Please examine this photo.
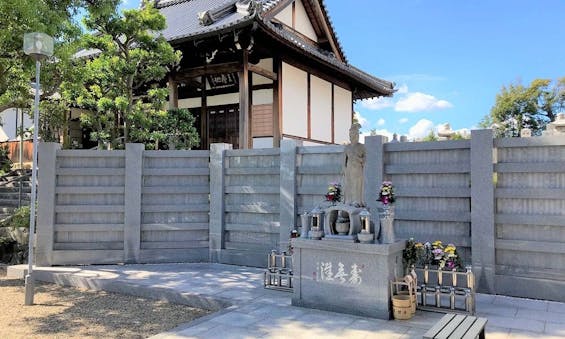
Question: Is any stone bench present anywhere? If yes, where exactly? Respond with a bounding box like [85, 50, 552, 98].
[423, 313, 487, 339]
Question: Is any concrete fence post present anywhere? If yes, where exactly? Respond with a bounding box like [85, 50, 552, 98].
[280, 139, 298, 250]
[124, 143, 144, 263]
[470, 129, 495, 293]
[209, 143, 232, 263]
[364, 135, 387, 243]
[36, 142, 61, 266]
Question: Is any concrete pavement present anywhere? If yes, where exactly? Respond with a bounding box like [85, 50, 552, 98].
[8, 263, 565, 338]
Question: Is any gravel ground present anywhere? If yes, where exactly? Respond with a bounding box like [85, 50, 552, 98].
[0, 269, 210, 339]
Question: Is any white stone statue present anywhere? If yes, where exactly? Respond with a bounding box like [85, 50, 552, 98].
[544, 113, 565, 136]
[437, 123, 454, 140]
[343, 123, 365, 206]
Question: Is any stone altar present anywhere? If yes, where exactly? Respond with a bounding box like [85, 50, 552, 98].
[322, 204, 364, 242]
[291, 238, 405, 319]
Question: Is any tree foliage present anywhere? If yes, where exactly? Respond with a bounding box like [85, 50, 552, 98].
[480, 78, 565, 137]
[130, 107, 200, 150]
[0, 0, 81, 112]
[68, 0, 182, 147]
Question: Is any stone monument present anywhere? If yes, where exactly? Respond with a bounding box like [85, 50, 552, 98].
[437, 123, 455, 140]
[291, 125, 405, 319]
[343, 123, 365, 206]
[543, 113, 565, 136]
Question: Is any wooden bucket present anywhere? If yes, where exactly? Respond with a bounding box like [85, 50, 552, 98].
[392, 294, 413, 320]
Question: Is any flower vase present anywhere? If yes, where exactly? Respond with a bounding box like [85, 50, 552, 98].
[379, 204, 395, 244]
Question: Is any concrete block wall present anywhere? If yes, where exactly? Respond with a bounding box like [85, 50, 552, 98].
[35, 132, 565, 301]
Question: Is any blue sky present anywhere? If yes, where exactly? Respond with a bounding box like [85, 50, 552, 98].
[125, 0, 565, 140]
[325, 0, 565, 139]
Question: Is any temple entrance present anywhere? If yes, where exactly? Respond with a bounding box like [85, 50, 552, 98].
[207, 104, 239, 149]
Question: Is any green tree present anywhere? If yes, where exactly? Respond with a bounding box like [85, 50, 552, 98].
[422, 131, 438, 141]
[129, 106, 200, 150]
[480, 78, 565, 137]
[0, 0, 81, 112]
[71, 0, 181, 147]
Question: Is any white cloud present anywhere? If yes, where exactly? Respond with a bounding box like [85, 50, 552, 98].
[399, 118, 409, 124]
[377, 118, 385, 126]
[408, 119, 435, 140]
[395, 92, 453, 112]
[361, 97, 394, 110]
[354, 111, 368, 127]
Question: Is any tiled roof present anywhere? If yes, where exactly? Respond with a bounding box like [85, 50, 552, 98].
[155, 0, 393, 97]
[260, 20, 394, 98]
[156, 0, 257, 42]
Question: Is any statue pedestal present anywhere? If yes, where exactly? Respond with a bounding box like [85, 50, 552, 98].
[291, 238, 405, 319]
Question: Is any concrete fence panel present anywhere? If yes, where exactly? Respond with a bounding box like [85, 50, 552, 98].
[140, 149, 211, 263]
[296, 145, 344, 225]
[49, 148, 127, 265]
[382, 139, 473, 264]
[219, 148, 281, 267]
[493, 135, 565, 301]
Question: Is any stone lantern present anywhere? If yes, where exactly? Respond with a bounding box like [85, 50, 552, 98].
[309, 206, 324, 240]
[357, 209, 374, 243]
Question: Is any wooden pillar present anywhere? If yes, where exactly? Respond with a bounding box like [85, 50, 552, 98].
[200, 76, 208, 150]
[168, 75, 178, 109]
[248, 67, 253, 149]
[273, 58, 282, 147]
[238, 51, 250, 149]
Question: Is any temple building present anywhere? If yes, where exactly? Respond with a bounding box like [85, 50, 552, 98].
[157, 0, 394, 149]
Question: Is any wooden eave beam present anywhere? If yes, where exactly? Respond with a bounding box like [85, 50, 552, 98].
[310, 1, 344, 62]
[173, 61, 242, 81]
[248, 64, 278, 81]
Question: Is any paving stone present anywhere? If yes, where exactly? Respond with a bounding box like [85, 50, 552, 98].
[486, 326, 511, 339]
[547, 301, 565, 314]
[477, 303, 519, 317]
[509, 329, 563, 339]
[398, 327, 427, 339]
[545, 322, 565, 337]
[516, 309, 565, 324]
[486, 315, 545, 333]
[208, 310, 263, 327]
[494, 295, 548, 312]
[401, 311, 444, 329]
[193, 323, 268, 339]
[246, 304, 306, 320]
[11, 263, 565, 339]
[476, 293, 496, 304]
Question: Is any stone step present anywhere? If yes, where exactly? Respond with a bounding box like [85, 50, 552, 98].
[0, 192, 32, 199]
[0, 199, 26, 207]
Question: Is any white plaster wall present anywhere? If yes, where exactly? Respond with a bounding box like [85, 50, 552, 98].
[180, 90, 271, 108]
[310, 75, 332, 142]
[253, 89, 273, 105]
[274, 5, 292, 27]
[295, 0, 317, 41]
[252, 58, 274, 86]
[282, 62, 308, 138]
[179, 93, 240, 109]
[178, 98, 202, 109]
[334, 85, 353, 144]
[0, 108, 32, 141]
[253, 137, 274, 149]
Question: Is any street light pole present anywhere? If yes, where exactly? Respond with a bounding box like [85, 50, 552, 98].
[24, 59, 41, 305]
[23, 32, 53, 306]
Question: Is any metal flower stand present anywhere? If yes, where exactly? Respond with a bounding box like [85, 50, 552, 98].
[413, 265, 476, 315]
[264, 250, 293, 292]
